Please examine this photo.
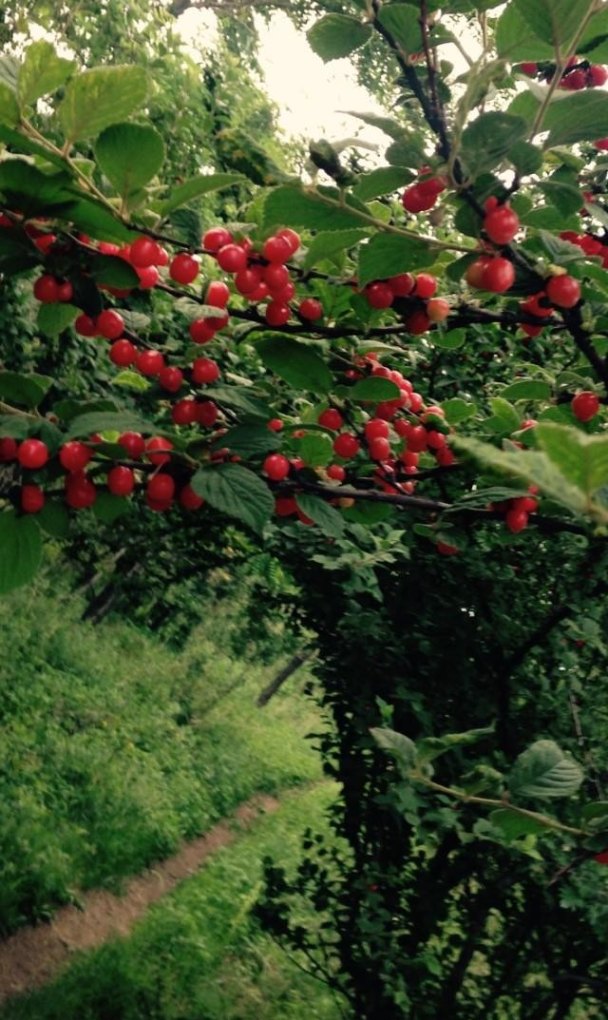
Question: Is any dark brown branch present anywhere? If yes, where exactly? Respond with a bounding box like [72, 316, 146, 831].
[256, 648, 316, 707]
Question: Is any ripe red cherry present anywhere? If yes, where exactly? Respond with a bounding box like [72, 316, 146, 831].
[110, 339, 137, 366]
[545, 274, 581, 308]
[147, 473, 175, 502]
[56, 280, 73, 302]
[594, 850, 608, 865]
[136, 349, 165, 376]
[483, 203, 520, 245]
[146, 436, 173, 466]
[435, 445, 456, 466]
[405, 426, 428, 452]
[59, 441, 91, 473]
[277, 228, 301, 254]
[265, 301, 291, 326]
[136, 266, 159, 289]
[0, 437, 18, 462]
[267, 418, 284, 432]
[206, 281, 230, 308]
[97, 309, 125, 340]
[264, 264, 290, 292]
[169, 253, 200, 284]
[426, 297, 450, 322]
[33, 275, 61, 303]
[75, 313, 97, 337]
[172, 399, 198, 425]
[65, 471, 96, 509]
[196, 401, 219, 427]
[572, 391, 600, 422]
[107, 465, 135, 496]
[179, 484, 205, 510]
[436, 541, 459, 556]
[263, 235, 292, 264]
[481, 257, 515, 293]
[298, 297, 323, 321]
[588, 65, 608, 86]
[414, 273, 438, 299]
[189, 319, 216, 344]
[118, 432, 145, 458]
[368, 436, 391, 460]
[365, 419, 390, 440]
[18, 438, 49, 469]
[263, 453, 290, 481]
[365, 282, 394, 309]
[333, 433, 360, 459]
[158, 366, 184, 392]
[203, 227, 233, 251]
[561, 69, 586, 90]
[129, 237, 161, 268]
[388, 273, 415, 297]
[505, 508, 528, 533]
[519, 62, 538, 76]
[594, 138, 608, 150]
[216, 244, 247, 273]
[326, 464, 346, 482]
[235, 266, 263, 295]
[21, 484, 45, 513]
[402, 183, 436, 213]
[192, 357, 220, 385]
[318, 408, 344, 430]
[406, 310, 431, 335]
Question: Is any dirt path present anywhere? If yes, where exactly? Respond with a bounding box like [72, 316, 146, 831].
[0, 794, 280, 1005]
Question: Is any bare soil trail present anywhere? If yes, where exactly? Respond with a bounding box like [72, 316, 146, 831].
[0, 794, 280, 1005]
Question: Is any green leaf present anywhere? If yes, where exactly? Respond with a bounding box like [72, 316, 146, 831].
[496, 2, 564, 59]
[377, 4, 423, 53]
[489, 808, 548, 840]
[59, 66, 149, 142]
[89, 254, 140, 289]
[0, 415, 30, 439]
[0, 511, 42, 594]
[296, 493, 345, 536]
[112, 370, 151, 392]
[93, 491, 132, 524]
[159, 173, 244, 216]
[358, 233, 434, 287]
[190, 463, 274, 533]
[535, 423, 608, 497]
[461, 112, 527, 174]
[490, 396, 521, 432]
[307, 14, 372, 62]
[509, 739, 584, 800]
[62, 196, 135, 243]
[263, 186, 365, 232]
[370, 727, 417, 775]
[386, 136, 426, 167]
[430, 328, 466, 350]
[580, 801, 608, 831]
[416, 725, 494, 765]
[299, 432, 333, 467]
[66, 411, 154, 439]
[256, 336, 332, 393]
[37, 303, 79, 338]
[543, 91, 608, 148]
[18, 40, 75, 107]
[342, 110, 408, 141]
[205, 385, 271, 421]
[0, 124, 69, 171]
[354, 166, 414, 202]
[303, 229, 368, 269]
[37, 499, 70, 539]
[513, 0, 595, 52]
[442, 398, 477, 424]
[509, 140, 543, 176]
[95, 123, 164, 198]
[0, 83, 20, 127]
[0, 371, 52, 408]
[501, 380, 552, 402]
[349, 377, 401, 402]
[214, 424, 280, 458]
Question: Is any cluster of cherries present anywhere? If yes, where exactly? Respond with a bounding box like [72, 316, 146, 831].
[363, 271, 449, 335]
[519, 58, 608, 90]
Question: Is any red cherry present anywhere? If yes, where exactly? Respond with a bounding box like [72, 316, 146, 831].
[318, 408, 344, 430]
[368, 436, 391, 460]
[118, 432, 145, 458]
[333, 433, 360, 459]
[561, 69, 586, 90]
[365, 282, 394, 309]
[263, 235, 292, 264]
[327, 464, 346, 482]
[265, 301, 291, 326]
[406, 310, 431, 335]
[277, 228, 301, 254]
[365, 419, 390, 440]
[235, 266, 263, 295]
[136, 265, 159, 289]
[264, 264, 290, 292]
[33, 275, 61, 303]
[545, 275, 581, 308]
[107, 465, 135, 496]
[18, 438, 49, 469]
[263, 453, 290, 481]
[435, 445, 456, 466]
[402, 183, 437, 213]
[97, 309, 125, 340]
[192, 357, 220, 385]
[594, 850, 608, 865]
[571, 391, 600, 422]
[275, 496, 298, 517]
[34, 233, 56, 255]
[483, 203, 520, 245]
[169, 253, 200, 284]
[481, 257, 515, 293]
[59, 441, 91, 473]
[405, 426, 428, 452]
[0, 437, 18, 462]
[110, 339, 137, 366]
[74, 314, 97, 337]
[426, 298, 450, 323]
[179, 484, 205, 510]
[505, 508, 528, 533]
[189, 319, 217, 345]
[203, 227, 232, 251]
[206, 281, 230, 308]
[414, 273, 437, 299]
[588, 65, 608, 86]
[21, 484, 45, 513]
[136, 349, 165, 377]
[129, 237, 161, 268]
[98, 241, 120, 256]
[147, 473, 175, 503]
[65, 471, 96, 509]
[267, 418, 284, 432]
[216, 244, 247, 273]
[436, 542, 459, 556]
[594, 138, 608, 150]
[465, 257, 492, 288]
[172, 398, 199, 425]
[56, 280, 73, 302]
[146, 436, 173, 466]
[196, 401, 219, 427]
[388, 273, 415, 297]
[159, 366, 184, 392]
[519, 62, 538, 76]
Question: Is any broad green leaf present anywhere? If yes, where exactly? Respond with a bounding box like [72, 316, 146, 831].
[66, 411, 154, 439]
[0, 161, 73, 216]
[496, 2, 566, 59]
[159, 173, 244, 216]
[37, 303, 79, 338]
[190, 463, 274, 533]
[0, 415, 30, 439]
[489, 808, 548, 840]
[0, 124, 70, 171]
[580, 801, 608, 831]
[358, 233, 434, 287]
[579, 6, 608, 61]
[37, 499, 70, 539]
[509, 141, 543, 176]
[299, 432, 333, 467]
[213, 424, 281, 458]
[89, 254, 140, 289]
[543, 91, 608, 148]
[377, 4, 423, 53]
[490, 396, 521, 432]
[0, 371, 52, 408]
[386, 136, 426, 167]
[296, 493, 345, 537]
[256, 336, 332, 393]
[509, 739, 584, 800]
[18, 40, 75, 107]
[263, 185, 365, 232]
[442, 398, 477, 424]
[416, 725, 494, 764]
[430, 328, 466, 350]
[96, 123, 165, 198]
[342, 110, 409, 141]
[205, 385, 271, 421]
[303, 229, 368, 269]
[501, 380, 552, 402]
[0, 511, 42, 594]
[461, 113, 527, 174]
[349, 377, 401, 402]
[0, 83, 19, 127]
[536, 423, 608, 496]
[112, 370, 151, 392]
[514, 0, 592, 51]
[93, 492, 132, 524]
[307, 14, 372, 62]
[61, 196, 135, 243]
[354, 166, 414, 201]
[59, 66, 149, 142]
[370, 727, 417, 775]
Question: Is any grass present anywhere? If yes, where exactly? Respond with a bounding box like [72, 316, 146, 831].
[0, 576, 324, 934]
[0, 784, 342, 1020]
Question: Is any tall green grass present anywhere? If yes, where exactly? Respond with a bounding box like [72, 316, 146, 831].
[1, 785, 341, 1020]
[0, 577, 324, 933]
